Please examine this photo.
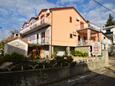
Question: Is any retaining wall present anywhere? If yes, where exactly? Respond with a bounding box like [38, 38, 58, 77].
[0, 58, 106, 86]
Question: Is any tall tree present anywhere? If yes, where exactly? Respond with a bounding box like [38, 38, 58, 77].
[105, 14, 114, 26]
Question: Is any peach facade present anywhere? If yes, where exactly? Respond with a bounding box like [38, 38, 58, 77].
[51, 9, 88, 46]
[20, 7, 103, 58]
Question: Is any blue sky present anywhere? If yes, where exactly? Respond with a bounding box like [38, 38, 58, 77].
[0, 0, 115, 41]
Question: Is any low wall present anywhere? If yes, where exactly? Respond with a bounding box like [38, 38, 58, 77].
[0, 50, 108, 86]
[0, 58, 106, 86]
[73, 57, 106, 70]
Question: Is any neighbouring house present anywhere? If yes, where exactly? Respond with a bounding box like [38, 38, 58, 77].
[3, 31, 28, 56]
[4, 37, 28, 56]
[102, 25, 115, 55]
[5, 7, 104, 58]
[102, 25, 115, 44]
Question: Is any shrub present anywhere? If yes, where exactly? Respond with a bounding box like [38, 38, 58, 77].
[71, 50, 75, 56]
[71, 50, 88, 57]
[3, 52, 25, 62]
[83, 52, 88, 57]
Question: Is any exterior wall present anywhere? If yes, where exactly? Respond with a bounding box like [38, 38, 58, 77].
[39, 11, 51, 22]
[51, 9, 88, 46]
[95, 32, 103, 42]
[111, 28, 115, 44]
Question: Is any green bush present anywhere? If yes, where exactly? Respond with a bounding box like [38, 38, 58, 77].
[71, 50, 88, 57]
[3, 52, 25, 62]
[71, 50, 76, 56]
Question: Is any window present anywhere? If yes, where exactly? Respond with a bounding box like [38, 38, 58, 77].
[76, 19, 79, 22]
[69, 16, 72, 23]
[46, 13, 50, 17]
[70, 34, 73, 38]
[16, 34, 18, 36]
[78, 35, 80, 41]
[80, 22, 84, 29]
[40, 15, 44, 19]
[41, 32, 45, 38]
[84, 36, 86, 40]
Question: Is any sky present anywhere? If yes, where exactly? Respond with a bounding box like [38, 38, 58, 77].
[0, 0, 115, 41]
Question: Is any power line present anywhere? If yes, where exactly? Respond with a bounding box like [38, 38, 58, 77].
[92, 0, 115, 14]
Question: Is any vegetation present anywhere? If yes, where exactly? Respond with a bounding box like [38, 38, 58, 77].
[50, 56, 76, 67]
[0, 52, 76, 71]
[51, 48, 58, 58]
[0, 42, 4, 49]
[105, 14, 115, 26]
[71, 50, 88, 57]
[0, 52, 26, 65]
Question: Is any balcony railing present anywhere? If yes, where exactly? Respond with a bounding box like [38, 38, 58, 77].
[41, 37, 49, 45]
[28, 37, 49, 45]
[20, 18, 50, 34]
[78, 40, 93, 46]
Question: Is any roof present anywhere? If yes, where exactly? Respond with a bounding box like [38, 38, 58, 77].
[29, 17, 38, 22]
[4, 37, 28, 44]
[103, 25, 115, 30]
[88, 23, 101, 32]
[38, 7, 87, 23]
[21, 7, 88, 30]
[77, 28, 101, 34]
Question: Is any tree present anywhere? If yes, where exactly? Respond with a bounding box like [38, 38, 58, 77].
[105, 14, 115, 26]
[0, 42, 4, 49]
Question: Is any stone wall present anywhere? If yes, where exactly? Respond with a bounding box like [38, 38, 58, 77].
[0, 50, 108, 86]
[0, 58, 106, 86]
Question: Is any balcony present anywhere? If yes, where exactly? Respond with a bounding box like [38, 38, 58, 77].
[20, 18, 51, 35]
[41, 37, 49, 45]
[78, 40, 93, 46]
[28, 37, 50, 45]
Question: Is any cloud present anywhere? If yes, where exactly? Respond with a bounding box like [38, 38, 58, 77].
[0, 0, 56, 41]
[0, 0, 115, 41]
[82, 0, 98, 12]
[58, 0, 84, 3]
[82, 1, 115, 27]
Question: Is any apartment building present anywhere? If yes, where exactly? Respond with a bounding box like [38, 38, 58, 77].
[19, 7, 103, 58]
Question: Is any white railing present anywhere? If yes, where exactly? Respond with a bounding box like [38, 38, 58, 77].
[20, 18, 50, 34]
[78, 40, 92, 46]
[28, 37, 49, 45]
[41, 37, 49, 45]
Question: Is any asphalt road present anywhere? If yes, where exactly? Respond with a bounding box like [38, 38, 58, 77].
[46, 58, 115, 86]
